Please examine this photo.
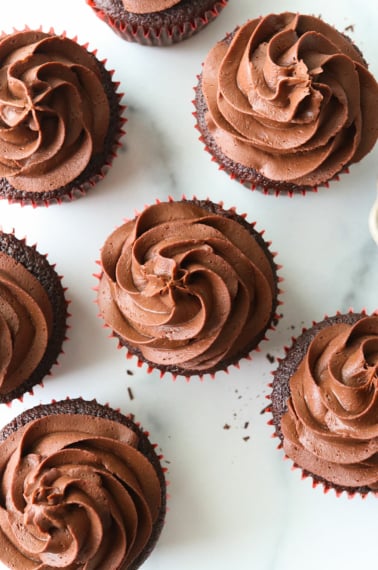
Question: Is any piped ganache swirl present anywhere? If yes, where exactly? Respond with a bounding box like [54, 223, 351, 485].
[0, 30, 110, 193]
[281, 316, 378, 489]
[97, 200, 278, 375]
[201, 12, 378, 187]
[0, 402, 164, 569]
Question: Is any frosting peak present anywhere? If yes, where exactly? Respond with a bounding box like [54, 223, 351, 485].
[202, 12, 378, 187]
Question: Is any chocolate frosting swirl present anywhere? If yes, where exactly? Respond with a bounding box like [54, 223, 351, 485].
[98, 201, 276, 374]
[201, 12, 378, 187]
[0, 30, 110, 193]
[0, 251, 53, 396]
[0, 412, 162, 569]
[281, 316, 378, 489]
[122, 0, 180, 13]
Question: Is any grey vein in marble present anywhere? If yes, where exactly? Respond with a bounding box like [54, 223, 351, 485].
[341, 238, 378, 310]
[125, 101, 180, 198]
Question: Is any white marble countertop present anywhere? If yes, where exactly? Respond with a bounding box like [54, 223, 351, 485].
[0, 1, 377, 569]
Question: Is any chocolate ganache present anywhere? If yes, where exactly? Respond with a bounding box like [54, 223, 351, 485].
[0, 30, 110, 193]
[97, 200, 277, 375]
[201, 12, 378, 187]
[0, 409, 163, 569]
[281, 316, 378, 489]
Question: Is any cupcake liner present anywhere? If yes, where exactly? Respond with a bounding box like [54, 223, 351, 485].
[94, 195, 283, 381]
[264, 309, 378, 498]
[0, 27, 126, 207]
[0, 230, 70, 404]
[193, 74, 350, 197]
[0, 397, 167, 569]
[86, 0, 228, 47]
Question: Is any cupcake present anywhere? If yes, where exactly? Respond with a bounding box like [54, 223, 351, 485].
[0, 230, 68, 403]
[269, 311, 378, 496]
[0, 29, 124, 206]
[86, 0, 228, 46]
[194, 12, 378, 195]
[0, 397, 166, 569]
[96, 198, 281, 379]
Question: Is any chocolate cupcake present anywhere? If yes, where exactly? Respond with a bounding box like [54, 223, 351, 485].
[194, 12, 378, 195]
[0, 231, 68, 403]
[0, 29, 124, 206]
[0, 398, 166, 569]
[268, 311, 378, 496]
[96, 198, 281, 379]
[86, 0, 228, 46]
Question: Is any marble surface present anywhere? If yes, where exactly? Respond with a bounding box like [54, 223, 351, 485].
[369, 185, 378, 245]
[0, 1, 377, 569]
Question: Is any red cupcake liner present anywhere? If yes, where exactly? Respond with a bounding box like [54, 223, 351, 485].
[263, 308, 378, 498]
[0, 26, 126, 207]
[86, 0, 228, 47]
[93, 194, 284, 382]
[0, 229, 70, 405]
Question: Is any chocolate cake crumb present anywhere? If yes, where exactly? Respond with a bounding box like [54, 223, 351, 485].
[266, 353, 275, 364]
[244, 422, 249, 429]
[223, 424, 231, 430]
[127, 387, 134, 400]
[126, 369, 134, 376]
[243, 436, 250, 442]
[234, 389, 242, 399]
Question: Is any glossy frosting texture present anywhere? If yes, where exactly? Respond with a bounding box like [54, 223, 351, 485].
[122, 0, 180, 13]
[0, 413, 162, 569]
[98, 201, 276, 374]
[0, 30, 110, 193]
[0, 251, 53, 396]
[202, 12, 378, 186]
[281, 316, 378, 489]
